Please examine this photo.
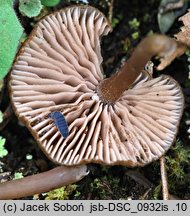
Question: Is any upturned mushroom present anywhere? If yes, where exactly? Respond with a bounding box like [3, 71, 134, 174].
[2, 5, 185, 199]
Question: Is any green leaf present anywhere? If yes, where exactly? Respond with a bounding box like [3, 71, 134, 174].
[158, 0, 188, 33]
[0, 0, 23, 80]
[0, 137, 8, 158]
[158, 11, 176, 33]
[19, 0, 43, 18]
[41, 0, 61, 7]
[26, 154, 33, 160]
[128, 18, 140, 30]
[13, 172, 24, 180]
[45, 185, 77, 200]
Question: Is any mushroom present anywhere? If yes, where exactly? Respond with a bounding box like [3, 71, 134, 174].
[9, 5, 184, 168]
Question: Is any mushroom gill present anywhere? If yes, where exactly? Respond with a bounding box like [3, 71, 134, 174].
[9, 6, 184, 167]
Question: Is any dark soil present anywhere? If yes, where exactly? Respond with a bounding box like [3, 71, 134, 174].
[0, 0, 190, 200]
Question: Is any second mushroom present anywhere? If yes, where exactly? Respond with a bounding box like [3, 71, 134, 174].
[9, 5, 184, 167]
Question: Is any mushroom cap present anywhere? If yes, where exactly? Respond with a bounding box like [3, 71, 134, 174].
[9, 6, 184, 167]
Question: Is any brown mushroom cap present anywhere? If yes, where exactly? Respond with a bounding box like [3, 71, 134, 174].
[9, 6, 184, 167]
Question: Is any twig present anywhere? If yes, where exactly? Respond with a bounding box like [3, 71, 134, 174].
[160, 156, 169, 200]
[108, 0, 114, 24]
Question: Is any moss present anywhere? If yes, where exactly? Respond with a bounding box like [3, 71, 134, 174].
[152, 183, 162, 200]
[166, 140, 190, 183]
[111, 17, 120, 28]
[150, 140, 190, 199]
[111, 14, 123, 28]
[128, 18, 140, 29]
[131, 32, 139, 40]
[128, 18, 140, 41]
[13, 172, 24, 180]
[45, 184, 77, 200]
[185, 50, 190, 81]
[165, 140, 190, 195]
[26, 154, 33, 160]
[89, 168, 128, 200]
[0, 137, 7, 158]
[122, 38, 131, 53]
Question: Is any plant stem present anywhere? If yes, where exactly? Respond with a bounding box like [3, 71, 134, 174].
[160, 156, 169, 200]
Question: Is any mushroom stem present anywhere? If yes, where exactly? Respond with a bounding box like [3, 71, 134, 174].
[99, 34, 184, 103]
[160, 157, 169, 200]
[0, 165, 88, 200]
